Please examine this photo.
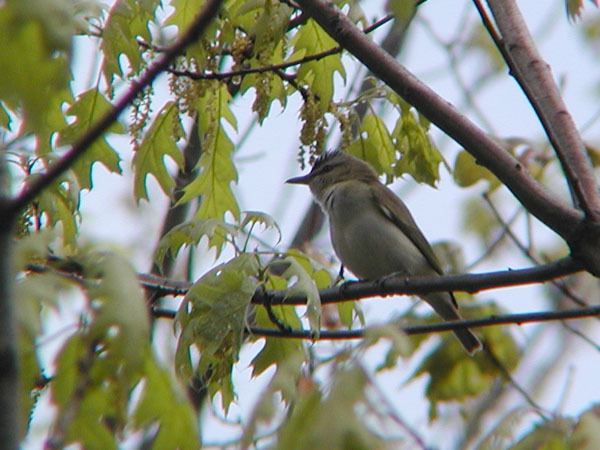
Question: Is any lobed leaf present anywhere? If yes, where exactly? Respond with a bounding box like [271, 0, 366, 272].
[277, 367, 385, 449]
[290, 19, 346, 111]
[179, 83, 240, 220]
[347, 113, 395, 176]
[101, 0, 154, 80]
[155, 217, 238, 265]
[392, 110, 443, 186]
[0, 3, 71, 131]
[133, 101, 184, 201]
[59, 89, 124, 190]
[175, 254, 260, 412]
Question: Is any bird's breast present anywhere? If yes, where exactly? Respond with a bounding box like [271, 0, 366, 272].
[326, 186, 429, 280]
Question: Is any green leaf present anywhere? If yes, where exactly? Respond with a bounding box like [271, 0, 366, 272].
[277, 367, 385, 449]
[175, 254, 259, 412]
[155, 218, 238, 265]
[477, 408, 529, 449]
[233, 3, 292, 121]
[362, 324, 414, 370]
[85, 252, 151, 370]
[179, 84, 239, 220]
[251, 335, 304, 377]
[133, 101, 184, 201]
[133, 358, 200, 450]
[569, 404, 600, 449]
[461, 197, 500, 245]
[53, 333, 86, 407]
[248, 1, 292, 55]
[101, 0, 154, 79]
[272, 252, 323, 337]
[19, 327, 42, 438]
[241, 210, 282, 244]
[454, 150, 501, 191]
[386, 0, 417, 29]
[566, 0, 598, 21]
[0, 5, 71, 131]
[243, 351, 305, 445]
[65, 385, 118, 450]
[412, 302, 519, 420]
[0, 102, 10, 128]
[511, 417, 574, 449]
[35, 177, 80, 248]
[13, 0, 92, 52]
[12, 229, 57, 272]
[337, 301, 354, 328]
[347, 114, 395, 176]
[166, 0, 208, 32]
[392, 110, 443, 186]
[290, 19, 346, 111]
[59, 89, 123, 190]
[250, 302, 305, 377]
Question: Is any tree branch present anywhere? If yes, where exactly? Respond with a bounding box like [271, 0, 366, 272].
[253, 257, 581, 305]
[293, 0, 583, 246]
[152, 304, 600, 340]
[0, 170, 19, 449]
[33, 255, 581, 305]
[483, 0, 600, 221]
[6, 0, 226, 219]
[252, 304, 600, 339]
[137, 257, 580, 304]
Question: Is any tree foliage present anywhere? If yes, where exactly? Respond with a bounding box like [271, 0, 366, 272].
[1, 0, 600, 448]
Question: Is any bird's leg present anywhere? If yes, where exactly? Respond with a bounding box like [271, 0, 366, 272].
[376, 270, 407, 291]
[333, 264, 346, 285]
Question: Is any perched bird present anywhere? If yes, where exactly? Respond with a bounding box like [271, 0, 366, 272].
[287, 150, 481, 354]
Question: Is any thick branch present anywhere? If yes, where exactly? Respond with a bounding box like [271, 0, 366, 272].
[293, 0, 582, 242]
[6, 0, 225, 218]
[0, 189, 19, 447]
[484, 0, 600, 221]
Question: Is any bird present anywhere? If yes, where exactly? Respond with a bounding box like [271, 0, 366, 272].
[286, 150, 481, 355]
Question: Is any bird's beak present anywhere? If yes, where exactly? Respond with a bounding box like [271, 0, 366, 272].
[286, 174, 312, 184]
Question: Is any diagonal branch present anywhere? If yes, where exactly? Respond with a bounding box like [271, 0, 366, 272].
[293, 0, 583, 246]
[483, 0, 600, 221]
[6, 0, 225, 219]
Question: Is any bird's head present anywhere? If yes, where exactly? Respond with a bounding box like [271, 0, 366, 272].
[286, 150, 378, 201]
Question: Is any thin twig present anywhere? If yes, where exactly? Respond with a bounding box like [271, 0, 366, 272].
[561, 322, 600, 352]
[169, 15, 394, 81]
[365, 368, 429, 449]
[151, 304, 600, 340]
[482, 344, 551, 421]
[482, 193, 591, 309]
[466, 206, 523, 270]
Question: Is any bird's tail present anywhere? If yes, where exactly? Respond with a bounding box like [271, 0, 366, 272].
[421, 291, 482, 355]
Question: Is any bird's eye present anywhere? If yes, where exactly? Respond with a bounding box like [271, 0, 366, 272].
[320, 164, 333, 173]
